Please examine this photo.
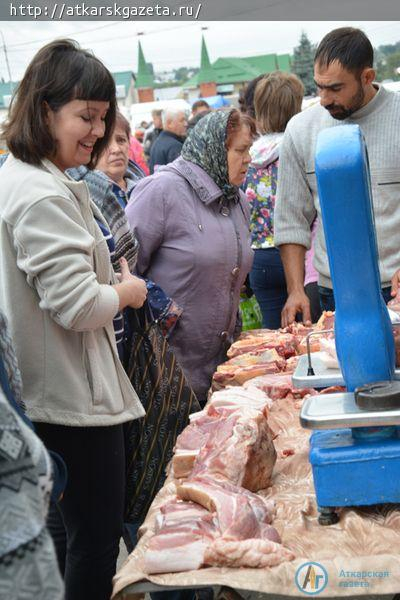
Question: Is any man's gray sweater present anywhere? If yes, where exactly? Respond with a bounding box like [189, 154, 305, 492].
[274, 85, 400, 289]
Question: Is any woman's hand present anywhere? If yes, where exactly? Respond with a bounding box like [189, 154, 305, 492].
[113, 257, 147, 310]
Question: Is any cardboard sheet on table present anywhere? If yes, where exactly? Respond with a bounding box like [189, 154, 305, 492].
[113, 393, 400, 598]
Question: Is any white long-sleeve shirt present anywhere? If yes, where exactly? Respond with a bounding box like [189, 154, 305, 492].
[274, 84, 400, 289]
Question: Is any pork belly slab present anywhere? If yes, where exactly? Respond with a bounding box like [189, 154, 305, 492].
[143, 478, 291, 575]
[227, 332, 299, 360]
[177, 477, 277, 539]
[172, 411, 225, 479]
[207, 386, 272, 411]
[190, 407, 276, 492]
[173, 387, 275, 487]
[213, 348, 286, 388]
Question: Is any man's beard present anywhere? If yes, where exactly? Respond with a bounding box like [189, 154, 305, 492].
[325, 83, 365, 120]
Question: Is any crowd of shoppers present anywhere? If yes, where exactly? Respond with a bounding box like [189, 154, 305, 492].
[1, 24, 399, 600]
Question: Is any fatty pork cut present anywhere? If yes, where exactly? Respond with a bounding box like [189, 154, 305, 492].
[190, 406, 276, 492]
[143, 478, 293, 574]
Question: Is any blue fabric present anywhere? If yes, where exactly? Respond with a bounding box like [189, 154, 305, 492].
[318, 285, 392, 313]
[111, 182, 129, 209]
[249, 247, 287, 329]
[95, 218, 124, 359]
[149, 131, 184, 174]
[191, 95, 230, 109]
[143, 281, 182, 338]
[111, 174, 137, 209]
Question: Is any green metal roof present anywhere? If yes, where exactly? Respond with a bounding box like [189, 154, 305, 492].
[277, 54, 291, 71]
[112, 71, 134, 96]
[184, 53, 292, 89]
[198, 35, 217, 84]
[135, 41, 154, 89]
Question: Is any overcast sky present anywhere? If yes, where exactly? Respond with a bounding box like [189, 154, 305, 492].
[0, 20, 399, 81]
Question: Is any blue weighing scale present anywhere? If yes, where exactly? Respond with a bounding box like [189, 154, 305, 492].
[300, 125, 400, 525]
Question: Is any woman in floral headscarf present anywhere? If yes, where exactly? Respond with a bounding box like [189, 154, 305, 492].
[126, 109, 256, 405]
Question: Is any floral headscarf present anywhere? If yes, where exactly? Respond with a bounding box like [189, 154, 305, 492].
[181, 109, 239, 203]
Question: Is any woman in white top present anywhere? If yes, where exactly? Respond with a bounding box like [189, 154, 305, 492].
[0, 39, 147, 600]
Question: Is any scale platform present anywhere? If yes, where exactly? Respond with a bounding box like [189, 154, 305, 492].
[301, 392, 400, 430]
[293, 353, 400, 389]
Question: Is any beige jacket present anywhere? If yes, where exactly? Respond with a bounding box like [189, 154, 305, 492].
[0, 156, 145, 426]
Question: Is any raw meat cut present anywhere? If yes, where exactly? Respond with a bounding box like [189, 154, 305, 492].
[315, 310, 335, 331]
[285, 355, 300, 373]
[173, 386, 275, 485]
[144, 497, 219, 574]
[144, 538, 209, 574]
[281, 322, 314, 337]
[213, 348, 285, 388]
[244, 373, 316, 400]
[154, 499, 217, 535]
[172, 412, 224, 479]
[177, 477, 278, 540]
[221, 348, 285, 368]
[143, 477, 288, 575]
[227, 332, 298, 360]
[207, 386, 272, 411]
[204, 538, 294, 568]
[190, 408, 276, 492]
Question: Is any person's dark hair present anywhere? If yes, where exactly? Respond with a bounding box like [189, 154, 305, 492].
[314, 27, 373, 74]
[254, 72, 304, 134]
[192, 99, 210, 113]
[187, 109, 211, 130]
[3, 39, 117, 167]
[225, 109, 257, 149]
[238, 75, 265, 118]
[115, 110, 131, 139]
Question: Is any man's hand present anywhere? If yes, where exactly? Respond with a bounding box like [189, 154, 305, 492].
[279, 244, 310, 327]
[390, 269, 400, 300]
[281, 289, 311, 328]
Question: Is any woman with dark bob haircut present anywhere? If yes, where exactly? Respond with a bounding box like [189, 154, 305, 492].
[0, 39, 147, 600]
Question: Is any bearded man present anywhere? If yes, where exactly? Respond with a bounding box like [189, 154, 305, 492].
[274, 27, 400, 325]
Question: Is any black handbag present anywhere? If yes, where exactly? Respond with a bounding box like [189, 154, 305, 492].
[123, 304, 200, 524]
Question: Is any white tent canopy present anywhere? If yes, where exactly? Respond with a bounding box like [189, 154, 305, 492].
[125, 99, 191, 129]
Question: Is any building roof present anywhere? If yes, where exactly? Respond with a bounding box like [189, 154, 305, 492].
[135, 41, 154, 89]
[198, 35, 217, 84]
[0, 81, 18, 108]
[277, 54, 291, 71]
[112, 71, 135, 99]
[0, 74, 133, 107]
[184, 52, 292, 89]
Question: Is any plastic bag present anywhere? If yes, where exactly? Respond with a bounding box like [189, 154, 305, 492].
[239, 294, 263, 331]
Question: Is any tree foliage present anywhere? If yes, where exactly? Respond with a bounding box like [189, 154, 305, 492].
[375, 43, 400, 82]
[292, 32, 316, 96]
